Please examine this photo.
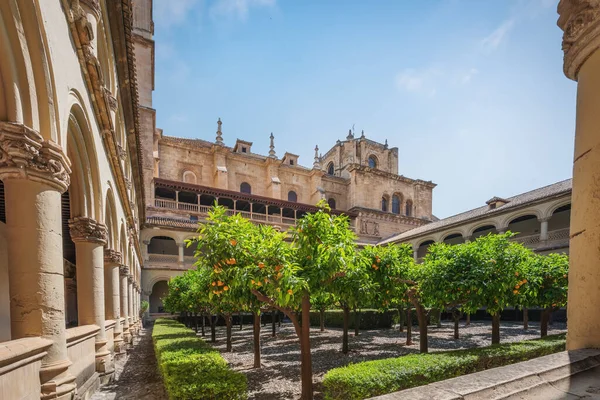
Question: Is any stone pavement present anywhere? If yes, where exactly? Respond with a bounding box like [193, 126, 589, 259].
[90, 325, 167, 400]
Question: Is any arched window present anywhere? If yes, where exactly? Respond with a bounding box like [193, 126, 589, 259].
[405, 200, 413, 216]
[392, 195, 400, 214]
[327, 162, 335, 175]
[288, 191, 297, 202]
[328, 198, 336, 210]
[368, 155, 377, 169]
[381, 196, 389, 212]
[182, 170, 197, 184]
[240, 182, 251, 194]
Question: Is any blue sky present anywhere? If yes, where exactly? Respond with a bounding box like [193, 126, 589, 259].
[152, 0, 576, 219]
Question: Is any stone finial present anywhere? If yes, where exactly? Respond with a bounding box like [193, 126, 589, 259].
[313, 145, 320, 169]
[69, 217, 108, 245]
[557, 0, 600, 80]
[360, 130, 365, 139]
[336, 139, 342, 146]
[346, 129, 354, 140]
[384, 139, 389, 149]
[215, 118, 224, 145]
[268, 132, 276, 158]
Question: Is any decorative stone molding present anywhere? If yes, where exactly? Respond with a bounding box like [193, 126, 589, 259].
[558, 0, 600, 80]
[124, 176, 132, 189]
[69, 217, 108, 244]
[0, 122, 72, 192]
[117, 144, 126, 160]
[103, 86, 118, 111]
[104, 249, 122, 265]
[359, 219, 380, 236]
[127, 275, 134, 283]
[78, 0, 101, 19]
[119, 265, 129, 277]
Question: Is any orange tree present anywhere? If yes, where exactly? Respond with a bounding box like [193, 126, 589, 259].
[193, 201, 354, 399]
[362, 244, 414, 341]
[163, 271, 194, 325]
[519, 253, 569, 337]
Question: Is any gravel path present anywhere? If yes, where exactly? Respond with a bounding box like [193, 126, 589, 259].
[90, 324, 167, 400]
[208, 320, 566, 399]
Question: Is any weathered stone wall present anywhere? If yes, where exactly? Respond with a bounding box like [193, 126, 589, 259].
[0, 222, 9, 342]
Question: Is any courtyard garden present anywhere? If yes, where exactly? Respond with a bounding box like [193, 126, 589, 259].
[156, 202, 569, 400]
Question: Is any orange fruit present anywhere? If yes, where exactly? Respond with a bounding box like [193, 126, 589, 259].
[287, 289, 293, 295]
[223, 286, 229, 291]
[258, 262, 265, 269]
[211, 282, 217, 286]
[230, 239, 237, 246]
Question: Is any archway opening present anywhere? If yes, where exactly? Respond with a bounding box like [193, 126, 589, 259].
[507, 214, 538, 238]
[443, 233, 464, 245]
[417, 240, 435, 260]
[472, 225, 496, 239]
[150, 280, 169, 313]
[549, 204, 571, 231]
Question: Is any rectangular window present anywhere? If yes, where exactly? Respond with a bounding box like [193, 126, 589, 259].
[242, 147, 247, 153]
[290, 160, 294, 165]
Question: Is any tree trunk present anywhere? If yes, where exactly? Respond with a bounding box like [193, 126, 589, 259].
[541, 308, 550, 338]
[253, 311, 261, 368]
[465, 313, 470, 327]
[342, 306, 350, 354]
[210, 314, 216, 343]
[272, 309, 277, 337]
[405, 308, 412, 346]
[434, 309, 442, 328]
[299, 294, 313, 400]
[415, 305, 429, 353]
[354, 308, 360, 336]
[398, 307, 404, 332]
[491, 314, 500, 344]
[239, 311, 243, 330]
[201, 313, 205, 337]
[319, 309, 325, 332]
[194, 312, 198, 333]
[225, 313, 233, 352]
[523, 307, 529, 330]
[452, 309, 461, 340]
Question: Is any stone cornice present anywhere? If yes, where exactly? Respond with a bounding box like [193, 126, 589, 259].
[104, 249, 122, 265]
[346, 163, 437, 188]
[63, 0, 144, 262]
[0, 122, 72, 192]
[69, 217, 108, 244]
[558, 0, 600, 80]
[352, 207, 430, 226]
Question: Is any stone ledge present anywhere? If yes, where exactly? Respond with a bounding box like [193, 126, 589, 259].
[66, 324, 101, 347]
[0, 336, 52, 372]
[370, 349, 600, 400]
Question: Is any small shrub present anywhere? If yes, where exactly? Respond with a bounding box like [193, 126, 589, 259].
[323, 334, 566, 400]
[153, 318, 247, 399]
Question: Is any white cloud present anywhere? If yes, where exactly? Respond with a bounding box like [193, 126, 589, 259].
[394, 68, 441, 97]
[210, 0, 276, 20]
[154, 0, 201, 28]
[460, 68, 479, 84]
[481, 19, 514, 53]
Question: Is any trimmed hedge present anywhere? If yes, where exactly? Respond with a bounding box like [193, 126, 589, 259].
[309, 309, 394, 330]
[323, 334, 566, 400]
[152, 318, 247, 399]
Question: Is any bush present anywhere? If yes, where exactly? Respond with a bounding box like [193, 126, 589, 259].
[153, 318, 247, 399]
[323, 334, 566, 400]
[309, 309, 394, 330]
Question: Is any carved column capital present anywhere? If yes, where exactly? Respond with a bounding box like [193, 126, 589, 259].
[103, 86, 118, 112]
[117, 144, 126, 161]
[119, 265, 129, 277]
[104, 249, 122, 266]
[0, 122, 71, 192]
[127, 275, 134, 284]
[69, 217, 108, 244]
[558, 0, 600, 80]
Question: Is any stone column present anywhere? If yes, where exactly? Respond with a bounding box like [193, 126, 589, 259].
[142, 240, 150, 262]
[539, 217, 550, 242]
[558, 0, 600, 349]
[177, 242, 185, 264]
[120, 265, 131, 344]
[104, 249, 125, 355]
[69, 217, 113, 377]
[413, 248, 418, 262]
[0, 122, 76, 399]
[128, 275, 135, 336]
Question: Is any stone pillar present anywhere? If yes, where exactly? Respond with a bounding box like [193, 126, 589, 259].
[128, 275, 135, 336]
[177, 242, 185, 264]
[104, 250, 125, 355]
[463, 235, 471, 243]
[120, 266, 131, 344]
[558, 0, 600, 350]
[413, 248, 418, 262]
[0, 122, 76, 399]
[69, 217, 113, 378]
[539, 217, 550, 242]
[142, 240, 150, 262]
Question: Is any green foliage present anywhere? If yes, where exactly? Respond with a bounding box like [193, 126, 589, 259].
[152, 318, 247, 400]
[519, 253, 569, 309]
[322, 334, 566, 400]
[308, 309, 394, 329]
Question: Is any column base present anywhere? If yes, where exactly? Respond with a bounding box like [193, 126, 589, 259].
[95, 339, 114, 376]
[40, 359, 77, 400]
[113, 332, 126, 358]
